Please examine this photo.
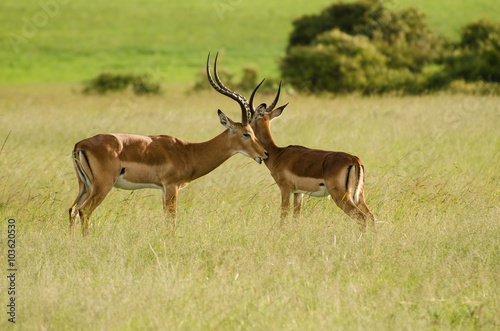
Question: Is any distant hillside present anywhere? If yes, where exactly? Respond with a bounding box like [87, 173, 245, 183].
[1, 0, 498, 83]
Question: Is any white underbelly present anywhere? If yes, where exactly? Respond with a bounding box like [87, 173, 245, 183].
[114, 177, 162, 190]
[293, 184, 329, 197]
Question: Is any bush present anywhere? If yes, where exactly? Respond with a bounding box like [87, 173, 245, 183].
[282, 0, 446, 94]
[83, 72, 160, 95]
[446, 79, 500, 95]
[282, 1, 500, 95]
[282, 29, 388, 94]
[444, 19, 500, 83]
[288, 0, 375, 48]
[364, 7, 443, 71]
[459, 18, 500, 50]
[286, 0, 442, 72]
[284, 29, 450, 95]
[238, 65, 260, 92]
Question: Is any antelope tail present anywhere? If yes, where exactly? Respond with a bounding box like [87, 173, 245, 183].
[72, 148, 93, 193]
[346, 163, 364, 205]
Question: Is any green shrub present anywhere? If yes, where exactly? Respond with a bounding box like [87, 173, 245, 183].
[459, 18, 500, 50]
[83, 72, 160, 95]
[282, 29, 388, 94]
[282, 0, 444, 94]
[282, 28, 447, 95]
[364, 7, 443, 71]
[131, 75, 161, 95]
[288, 0, 376, 48]
[286, 0, 442, 72]
[444, 19, 500, 83]
[445, 79, 500, 95]
[237, 65, 260, 92]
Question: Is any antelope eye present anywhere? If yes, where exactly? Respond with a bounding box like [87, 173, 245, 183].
[243, 133, 251, 138]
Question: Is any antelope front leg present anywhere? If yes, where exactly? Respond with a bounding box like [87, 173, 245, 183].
[279, 186, 291, 222]
[293, 193, 303, 218]
[162, 185, 178, 233]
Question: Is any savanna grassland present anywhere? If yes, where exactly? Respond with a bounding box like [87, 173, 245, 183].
[1, 0, 500, 330]
[1, 87, 499, 329]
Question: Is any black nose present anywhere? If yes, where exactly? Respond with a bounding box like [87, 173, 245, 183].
[265, 152, 269, 157]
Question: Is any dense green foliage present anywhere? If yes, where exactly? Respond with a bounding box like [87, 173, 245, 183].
[444, 19, 500, 83]
[288, 0, 442, 71]
[282, 0, 500, 94]
[283, 29, 387, 93]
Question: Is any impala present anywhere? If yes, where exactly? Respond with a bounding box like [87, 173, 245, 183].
[68, 53, 268, 236]
[209, 64, 375, 230]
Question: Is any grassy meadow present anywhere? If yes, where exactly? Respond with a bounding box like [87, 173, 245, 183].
[1, 0, 500, 329]
[1, 87, 499, 329]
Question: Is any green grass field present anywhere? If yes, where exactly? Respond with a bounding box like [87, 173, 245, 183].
[1, 87, 499, 329]
[1, 0, 500, 329]
[1, 0, 499, 83]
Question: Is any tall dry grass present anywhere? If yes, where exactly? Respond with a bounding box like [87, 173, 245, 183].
[0, 86, 499, 329]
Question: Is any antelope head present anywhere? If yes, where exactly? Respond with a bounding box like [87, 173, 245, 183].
[206, 52, 268, 164]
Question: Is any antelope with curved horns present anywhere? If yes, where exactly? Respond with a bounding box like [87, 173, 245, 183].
[209, 66, 375, 230]
[68, 53, 268, 236]
[250, 81, 375, 230]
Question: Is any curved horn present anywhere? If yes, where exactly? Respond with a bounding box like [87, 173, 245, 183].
[266, 80, 282, 112]
[206, 52, 249, 125]
[249, 78, 265, 119]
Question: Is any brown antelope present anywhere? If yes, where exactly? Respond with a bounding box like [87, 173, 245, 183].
[208, 62, 375, 230]
[68, 53, 268, 236]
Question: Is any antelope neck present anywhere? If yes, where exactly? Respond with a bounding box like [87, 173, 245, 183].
[184, 129, 234, 181]
[255, 122, 280, 157]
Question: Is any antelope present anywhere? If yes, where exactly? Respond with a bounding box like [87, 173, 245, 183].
[208, 63, 375, 230]
[68, 53, 268, 236]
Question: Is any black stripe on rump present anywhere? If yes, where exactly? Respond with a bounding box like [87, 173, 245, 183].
[80, 150, 94, 177]
[345, 165, 353, 191]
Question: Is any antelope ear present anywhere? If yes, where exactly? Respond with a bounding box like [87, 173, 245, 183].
[269, 103, 288, 121]
[256, 103, 267, 117]
[218, 109, 236, 132]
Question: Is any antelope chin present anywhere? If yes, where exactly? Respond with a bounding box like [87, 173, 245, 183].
[255, 157, 263, 164]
